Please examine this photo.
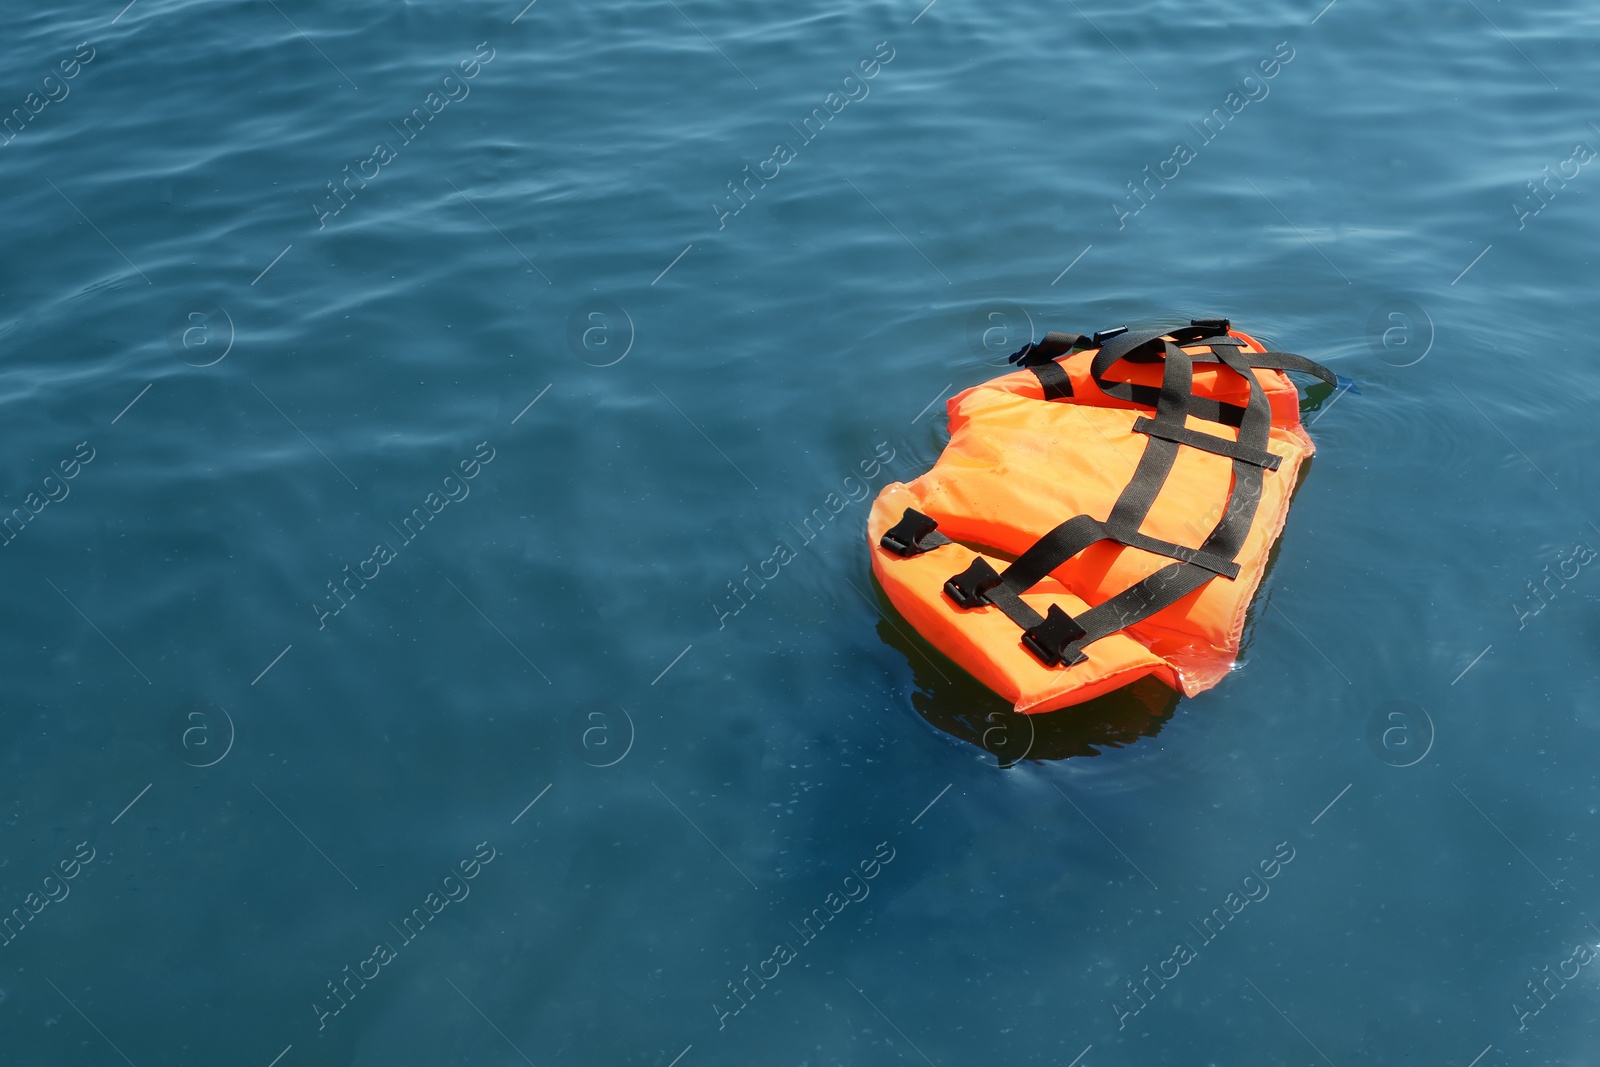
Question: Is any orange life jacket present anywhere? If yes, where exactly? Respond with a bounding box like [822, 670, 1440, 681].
[868, 320, 1335, 715]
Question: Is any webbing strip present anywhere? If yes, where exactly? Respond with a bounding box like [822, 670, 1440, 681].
[983, 582, 1045, 633]
[999, 513, 1241, 591]
[959, 341, 1245, 653]
[1047, 341, 1279, 664]
[1054, 563, 1215, 660]
[1246, 350, 1337, 389]
[1086, 331, 1332, 426]
[948, 331, 1294, 668]
[1027, 360, 1073, 400]
[1131, 418, 1281, 469]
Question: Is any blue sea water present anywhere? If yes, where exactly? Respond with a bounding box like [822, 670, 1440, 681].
[2, 0, 1599, 1063]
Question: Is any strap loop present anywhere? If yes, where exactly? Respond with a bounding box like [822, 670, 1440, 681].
[1008, 331, 1086, 367]
[1028, 360, 1074, 400]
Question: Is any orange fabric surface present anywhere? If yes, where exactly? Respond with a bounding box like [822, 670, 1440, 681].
[868, 330, 1315, 714]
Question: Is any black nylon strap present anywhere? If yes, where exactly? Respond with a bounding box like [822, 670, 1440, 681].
[920, 323, 1328, 671]
[1104, 341, 1192, 534]
[1009, 332, 1086, 367]
[960, 335, 1289, 668]
[1088, 330, 1333, 424]
[1012, 332, 1082, 400]
[1108, 388, 1250, 428]
[1091, 336, 1249, 425]
[1028, 360, 1073, 400]
[1059, 342, 1278, 660]
[945, 340, 1242, 629]
[1090, 335, 1242, 385]
[998, 512, 1241, 588]
[1246, 350, 1337, 389]
[1132, 417, 1282, 469]
[1093, 326, 1175, 367]
[1105, 437, 1179, 530]
[1191, 346, 1274, 565]
[1215, 346, 1274, 452]
[1057, 563, 1215, 660]
[983, 582, 1046, 633]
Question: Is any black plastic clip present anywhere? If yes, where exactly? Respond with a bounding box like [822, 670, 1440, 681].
[1007, 331, 1086, 367]
[1020, 605, 1090, 667]
[879, 508, 945, 558]
[1092, 325, 1129, 346]
[943, 558, 1003, 608]
[1189, 317, 1231, 333]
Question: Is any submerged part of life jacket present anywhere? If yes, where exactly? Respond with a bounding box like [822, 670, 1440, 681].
[868, 320, 1336, 715]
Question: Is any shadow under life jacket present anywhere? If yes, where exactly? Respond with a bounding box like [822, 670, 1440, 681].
[868, 319, 1336, 715]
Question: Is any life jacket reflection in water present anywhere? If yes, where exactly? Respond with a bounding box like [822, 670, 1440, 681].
[868, 320, 1336, 715]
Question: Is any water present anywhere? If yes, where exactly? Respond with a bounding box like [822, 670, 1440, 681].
[2, 0, 1598, 1063]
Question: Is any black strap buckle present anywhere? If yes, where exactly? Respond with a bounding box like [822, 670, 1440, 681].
[1007, 331, 1086, 367]
[1092, 325, 1129, 346]
[1020, 605, 1089, 667]
[880, 508, 943, 558]
[1168, 319, 1236, 347]
[943, 558, 1002, 608]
